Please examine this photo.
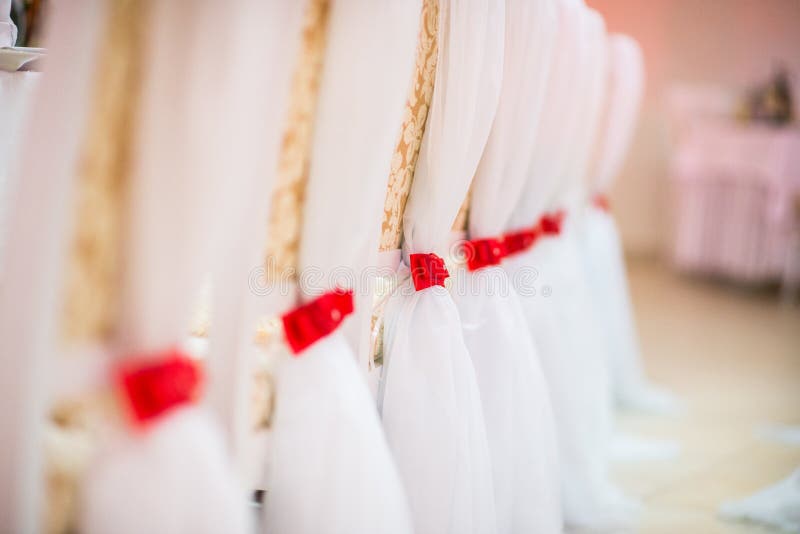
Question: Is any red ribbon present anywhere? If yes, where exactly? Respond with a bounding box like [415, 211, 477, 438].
[593, 194, 610, 212]
[282, 288, 354, 355]
[502, 226, 542, 257]
[540, 210, 566, 236]
[465, 237, 507, 271]
[410, 253, 450, 291]
[117, 348, 203, 425]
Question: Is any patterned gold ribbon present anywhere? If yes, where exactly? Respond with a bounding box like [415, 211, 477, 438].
[264, 0, 331, 284]
[49, 2, 148, 532]
[378, 0, 440, 252]
[60, 0, 146, 345]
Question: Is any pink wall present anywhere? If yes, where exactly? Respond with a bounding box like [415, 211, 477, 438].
[586, 0, 800, 255]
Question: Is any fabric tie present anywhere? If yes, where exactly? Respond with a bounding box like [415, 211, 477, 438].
[540, 210, 566, 236]
[593, 194, 610, 212]
[282, 288, 354, 354]
[502, 226, 541, 257]
[117, 348, 203, 425]
[410, 252, 450, 291]
[465, 237, 506, 271]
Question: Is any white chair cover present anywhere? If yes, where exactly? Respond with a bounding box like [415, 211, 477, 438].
[378, 1, 504, 532]
[505, 3, 637, 529]
[590, 35, 644, 197]
[80, 2, 255, 533]
[450, 0, 562, 532]
[262, 2, 420, 533]
[198, 0, 306, 491]
[506, 1, 583, 231]
[0, 2, 102, 530]
[580, 35, 679, 415]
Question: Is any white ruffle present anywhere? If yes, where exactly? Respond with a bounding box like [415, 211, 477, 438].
[263, 333, 413, 534]
[379, 281, 497, 534]
[451, 266, 562, 533]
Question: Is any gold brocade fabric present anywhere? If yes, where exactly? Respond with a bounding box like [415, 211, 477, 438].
[452, 188, 471, 232]
[264, 0, 330, 281]
[378, 0, 439, 251]
[370, 0, 440, 367]
[60, 0, 146, 343]
[48, 3, 147, 532]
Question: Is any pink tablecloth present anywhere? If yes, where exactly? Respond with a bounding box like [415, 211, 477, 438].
[669, 120, 800, 284]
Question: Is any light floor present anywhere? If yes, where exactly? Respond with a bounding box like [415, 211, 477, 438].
[613, 258, 800, 533]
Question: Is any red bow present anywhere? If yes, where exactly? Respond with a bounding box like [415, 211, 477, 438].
[502, 226, 541, 257]
[593, 194, 610, 212]
[282, 288, 354, 355]
[466, 237, 507, 271]
[117, 348, 203, 425]
[410, 253, 450, 291]
[540, 210, 566, 236]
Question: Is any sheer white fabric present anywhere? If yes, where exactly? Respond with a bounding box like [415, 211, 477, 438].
[378, 1, 504, 532]
[197, 0, 306, 492]
[506, 1, 583, 231]
[262, 2, 420, 533]
[0, 71, 39, 265]
[81, 3, 254, 533]
[589, 35, 644, 197]
[551, 8, 608, 217]
[506, 3, 638, 529]
[0, 2, 103, 530]
[450, 0, 562, 532]
[581, 35, 680, 416]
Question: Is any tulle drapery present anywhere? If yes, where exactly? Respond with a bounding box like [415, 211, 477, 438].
[378, 0, 505, 532]
[262, 2, 420, 533]
[506, 3, 638, 528]
[580, 35, 679, 415]
[78, 2, 262, 532]
[450, 0, 562, 531]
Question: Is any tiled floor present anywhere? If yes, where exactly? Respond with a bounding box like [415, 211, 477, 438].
[613, 258, 800, 533]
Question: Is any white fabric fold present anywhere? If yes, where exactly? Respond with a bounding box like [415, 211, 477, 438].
[451, 0, 562, 532]
[381, 282, 497, 534]
[379, 1, 504, 532]
[262, 2, 420, 533]
[198, 0, 305, 489]
[581, 35, 681, 415]
[450, 267, 562, 533]
[0, 2, 102, 530]
[589, 35, 644, 197]
[507, 2, 584, 230]
[264, 333, 414, 534]
[507, 3, 638, 529]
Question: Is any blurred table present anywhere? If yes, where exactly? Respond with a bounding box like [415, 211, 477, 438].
[669, 120, 800, 289]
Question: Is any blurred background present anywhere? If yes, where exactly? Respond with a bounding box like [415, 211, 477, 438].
[588, 0, 800, 259]
[586, 1, 800, 532]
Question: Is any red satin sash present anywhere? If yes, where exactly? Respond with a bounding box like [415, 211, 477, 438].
[117, 348, 203, 425]
[465, 237, 506, 271]
[410, 253, 450, 290]
[539, 210, 566, 236]
[282, 288, 354, 355]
